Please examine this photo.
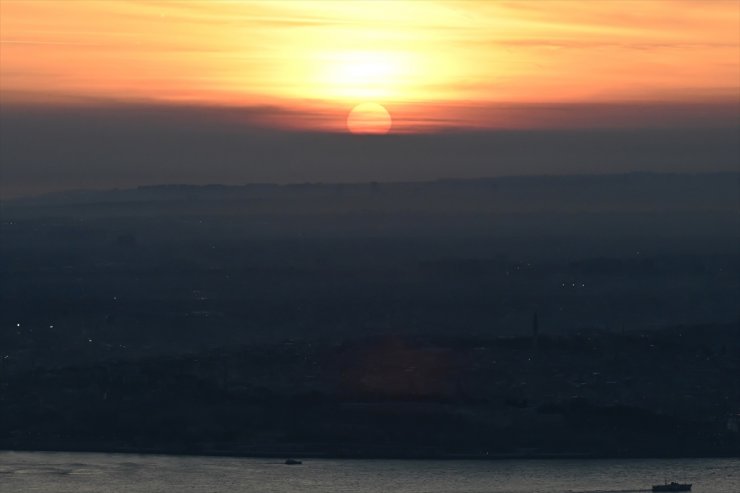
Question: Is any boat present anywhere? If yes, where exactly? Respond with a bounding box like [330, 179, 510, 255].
[284, 458, 302, 465]
[652, 481, 692, 492]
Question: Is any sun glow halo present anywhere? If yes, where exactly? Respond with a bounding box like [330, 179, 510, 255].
[1, 1, 737, 132]
[315, 51, 412, 101]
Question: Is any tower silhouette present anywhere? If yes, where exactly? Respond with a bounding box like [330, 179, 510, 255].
[531, 311, 539, 359]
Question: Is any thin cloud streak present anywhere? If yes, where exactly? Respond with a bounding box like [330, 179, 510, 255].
[1, 0, 737, 131]
[1, 101, 738, 198]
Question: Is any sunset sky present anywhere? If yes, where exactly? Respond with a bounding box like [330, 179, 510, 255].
[1, 0, 738, 195]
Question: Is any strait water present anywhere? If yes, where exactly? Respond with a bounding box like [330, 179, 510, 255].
[1, 452, 738, 493]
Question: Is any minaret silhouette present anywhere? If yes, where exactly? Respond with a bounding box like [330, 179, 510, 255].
[531, 311, 539, 359]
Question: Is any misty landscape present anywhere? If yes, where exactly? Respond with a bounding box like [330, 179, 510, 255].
[1, 172, 738, 458]
[2, 1, 740, 491]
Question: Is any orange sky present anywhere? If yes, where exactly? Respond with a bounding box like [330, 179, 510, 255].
[1, 0, 738, 131]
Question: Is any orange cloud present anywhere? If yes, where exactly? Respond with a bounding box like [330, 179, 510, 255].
[1, 0, 738, 131]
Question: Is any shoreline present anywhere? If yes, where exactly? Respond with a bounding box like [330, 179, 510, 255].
[2, 444, 738, 461]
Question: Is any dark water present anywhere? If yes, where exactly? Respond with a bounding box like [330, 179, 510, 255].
[1, 452, 738, 493]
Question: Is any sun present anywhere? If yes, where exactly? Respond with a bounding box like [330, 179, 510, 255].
[346, 103, 392, 134]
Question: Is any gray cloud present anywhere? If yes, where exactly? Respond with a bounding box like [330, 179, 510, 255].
[1, 101, 738, 198]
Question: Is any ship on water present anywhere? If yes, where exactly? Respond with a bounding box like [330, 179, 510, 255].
[652, 481, 692, 492]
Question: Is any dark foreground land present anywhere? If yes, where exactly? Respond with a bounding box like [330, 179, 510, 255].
[1, 173, 738, 458]
[1, 324, 739, 458]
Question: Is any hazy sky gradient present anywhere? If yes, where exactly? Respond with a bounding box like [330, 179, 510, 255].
[2, 102, 738, 198]
[2, 0, 738, 130]
[0, 1, 738, 196]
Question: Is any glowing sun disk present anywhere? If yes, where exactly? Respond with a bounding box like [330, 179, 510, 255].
[347, 103, 392, 134]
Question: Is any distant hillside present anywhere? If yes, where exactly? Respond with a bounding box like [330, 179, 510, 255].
[5, 172, 739, 215]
